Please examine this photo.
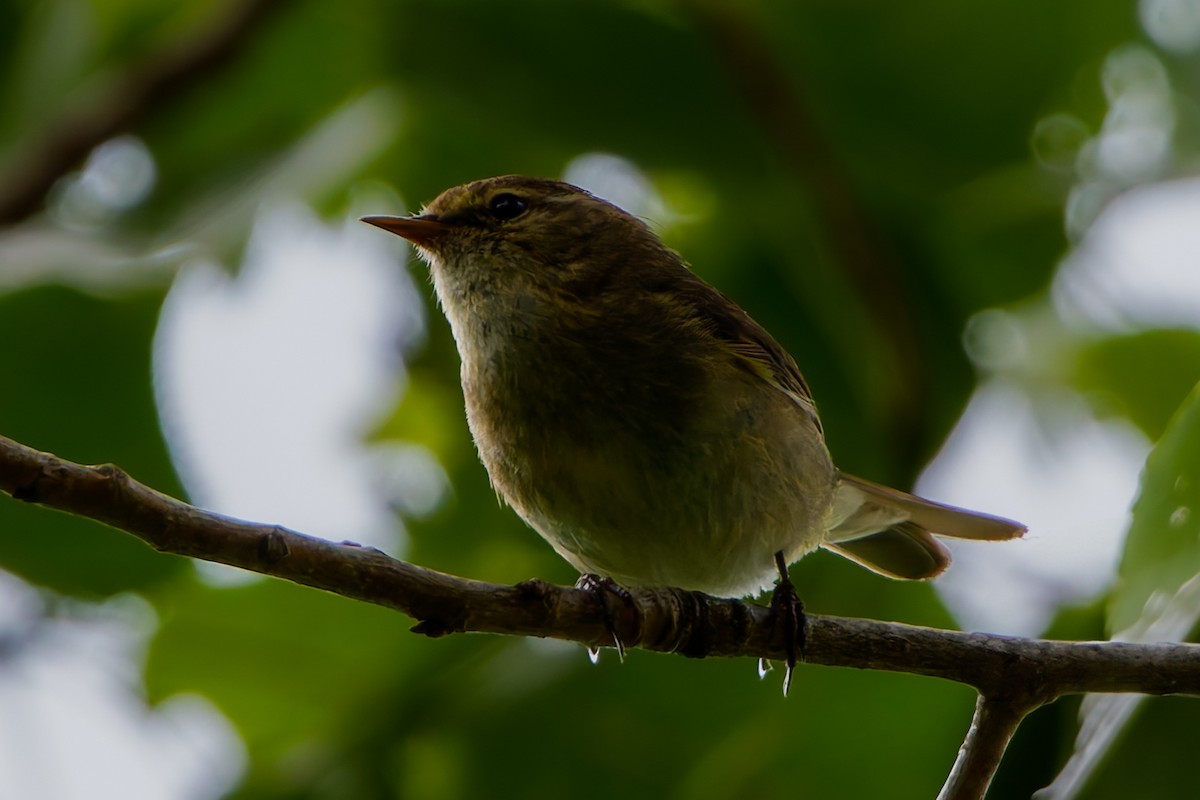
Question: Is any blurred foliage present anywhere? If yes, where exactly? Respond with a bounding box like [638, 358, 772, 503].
[0, 285, 187, 594]
[1110, 384, 1200, 636]
[2, 0, 1199, 798]
[1058, 384, 1200, 800]
[1075, 330, 1200, 440]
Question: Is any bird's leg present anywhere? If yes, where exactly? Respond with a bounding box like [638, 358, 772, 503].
[576, 574, 632, 662]
[769, 550, 807, 696]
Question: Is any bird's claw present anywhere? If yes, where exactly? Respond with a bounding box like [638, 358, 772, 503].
[769, 550, 807, 697]
[576, 574, 633, 662]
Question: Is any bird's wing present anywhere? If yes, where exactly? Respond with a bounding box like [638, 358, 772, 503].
[678, 275, 822, 432]
[723, 329, 818, 423]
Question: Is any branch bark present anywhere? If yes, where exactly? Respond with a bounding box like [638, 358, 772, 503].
[3, 432, 1199, 795]
[938, 692, 1043, 800]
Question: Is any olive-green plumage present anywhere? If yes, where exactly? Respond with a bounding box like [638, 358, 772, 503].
[364, 176, 1024, 597]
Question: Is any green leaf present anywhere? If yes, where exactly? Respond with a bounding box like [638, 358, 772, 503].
[1041, 387, 1200, 800]
[1075, 330, 1200, 441]
[1109, 382, 1200, 636]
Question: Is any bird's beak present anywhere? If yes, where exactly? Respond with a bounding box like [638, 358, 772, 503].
[360, 214, 449, 246]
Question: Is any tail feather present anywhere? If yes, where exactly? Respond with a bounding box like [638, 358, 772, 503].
[825, 523, 953, 580]
[822, 472, 1026, 580]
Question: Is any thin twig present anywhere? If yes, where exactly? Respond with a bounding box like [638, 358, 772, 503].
[0, 0, 289, 226]
[939, 692, 1044, 800]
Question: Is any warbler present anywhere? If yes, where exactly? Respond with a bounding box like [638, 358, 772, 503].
[363, 176, 1024, 651]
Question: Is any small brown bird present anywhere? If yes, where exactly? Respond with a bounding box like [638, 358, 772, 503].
[364, 176, 1024, 678]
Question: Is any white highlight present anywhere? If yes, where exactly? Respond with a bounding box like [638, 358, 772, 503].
[153, 202, 428, 564]
[1141, 0, 1200, 53]
[920, 383, 1148, 636]
[0, 575, 244, 799]
[563, 153, 670, 226]
[1055, 177, 1200, 331]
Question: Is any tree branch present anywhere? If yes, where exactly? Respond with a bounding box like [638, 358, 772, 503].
[3, 432, 1200, 797]
[2, 432, 1198, 693]
[0, 0, 289, 227]
[938, 692, 1042, 800]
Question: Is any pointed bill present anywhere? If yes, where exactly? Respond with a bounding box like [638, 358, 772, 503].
[361, 214, 449, 246]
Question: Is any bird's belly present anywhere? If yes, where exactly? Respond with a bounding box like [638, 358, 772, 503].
[474, 376, 836, 598]
[530, 446, 830, 596]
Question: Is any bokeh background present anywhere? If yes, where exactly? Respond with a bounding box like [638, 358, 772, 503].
[3, 0, 1200, 797]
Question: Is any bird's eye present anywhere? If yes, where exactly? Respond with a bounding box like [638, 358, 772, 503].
[489, 193, 527, 221]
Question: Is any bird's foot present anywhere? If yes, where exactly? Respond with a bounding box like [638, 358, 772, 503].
[576, 574, 633, 663]
[768, 550, 807, 697]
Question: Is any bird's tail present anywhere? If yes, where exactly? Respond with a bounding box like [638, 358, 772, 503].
[821, 472, 1026, 580]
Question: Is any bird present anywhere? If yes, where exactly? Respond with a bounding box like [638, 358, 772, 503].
[363, 175, 1025, 687]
